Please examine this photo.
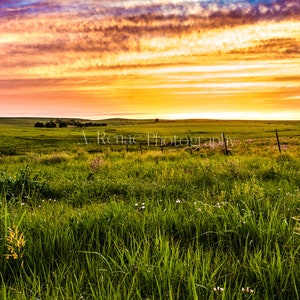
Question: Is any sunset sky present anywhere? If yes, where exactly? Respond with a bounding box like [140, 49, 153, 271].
[0, 0, 300, 120]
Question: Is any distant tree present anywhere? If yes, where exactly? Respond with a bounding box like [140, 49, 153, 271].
[59, 122, 68, 128]
[155, 118, 160, 123]
[69, 119, 78, 126]
[45, 120, 56, 128]
[69, 119, 82, 127]
[57, 119, 68, 128]
[82, 122, 107, 127]
[34, 122, 44, 128]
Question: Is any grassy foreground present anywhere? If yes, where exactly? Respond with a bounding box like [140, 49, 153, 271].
[0, 119, 300, 299]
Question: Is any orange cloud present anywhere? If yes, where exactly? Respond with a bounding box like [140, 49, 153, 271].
[1, 0, 300, 119]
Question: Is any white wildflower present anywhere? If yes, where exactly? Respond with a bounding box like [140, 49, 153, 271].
[213, 286, 224, 292]
[242, 287, 254, 293]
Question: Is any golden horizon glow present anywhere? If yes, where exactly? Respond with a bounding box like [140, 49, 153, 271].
[0, 0, 300, 120]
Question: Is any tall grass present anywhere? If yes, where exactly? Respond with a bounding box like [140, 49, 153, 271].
[0, 120, 300, 298]
[0, 154, 299, 299]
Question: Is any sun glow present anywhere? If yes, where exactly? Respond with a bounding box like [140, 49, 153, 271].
[1, 0, 300, 119]
[164, 111, 300, 121]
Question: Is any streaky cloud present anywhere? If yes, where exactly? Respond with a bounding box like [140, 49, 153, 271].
[1, 0, 300, 121]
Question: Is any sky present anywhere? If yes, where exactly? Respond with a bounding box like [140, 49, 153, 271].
[0, 0, 300, 120]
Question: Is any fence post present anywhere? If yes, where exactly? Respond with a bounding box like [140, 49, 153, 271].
[187, 134, 191, 146]
[187, 133, 193, 154]
[83, 131, 88, 145]
[275, 129, 281, 153]
[140, 143, 143, 155]
[222, 132, 229, 156]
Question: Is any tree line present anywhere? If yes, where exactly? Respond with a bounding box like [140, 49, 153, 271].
[34, 119, 107, 128]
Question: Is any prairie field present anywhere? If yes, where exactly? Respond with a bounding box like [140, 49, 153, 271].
[1, 118, 300, 299]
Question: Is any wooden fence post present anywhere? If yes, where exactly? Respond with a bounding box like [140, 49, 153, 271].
[187, 134, 193, 154]
[83, 131, 88, 145]
[275, 129, 281, 153]
[187, 134, 191, 146]
[222, 132, 229, 156]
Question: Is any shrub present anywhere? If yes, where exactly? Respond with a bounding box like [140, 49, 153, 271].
[0, 167, 47, 203]
[34, 122, 44, 128]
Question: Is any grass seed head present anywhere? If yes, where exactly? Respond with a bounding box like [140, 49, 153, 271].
[4, 224, 26, 261]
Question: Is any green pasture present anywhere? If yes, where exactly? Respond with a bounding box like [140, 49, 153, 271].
[0, 118, 300, 299]
[1, 118, 300, 155]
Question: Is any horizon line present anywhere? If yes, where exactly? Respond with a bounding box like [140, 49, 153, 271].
[0, 116, 299, 122]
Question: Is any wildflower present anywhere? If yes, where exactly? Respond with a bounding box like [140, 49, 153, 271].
[135, 202, 146, 210]
[213, 286, 224, 293]
[90, 157, 103, 171]
[242, 287, 254, 294]
[4, 224, 26, 261]
[176, 199, 181, 204]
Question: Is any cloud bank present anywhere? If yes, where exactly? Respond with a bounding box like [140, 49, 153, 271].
[0, 0, 300, 119]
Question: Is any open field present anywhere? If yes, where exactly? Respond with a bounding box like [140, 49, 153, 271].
[1, 118, 300, 299]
